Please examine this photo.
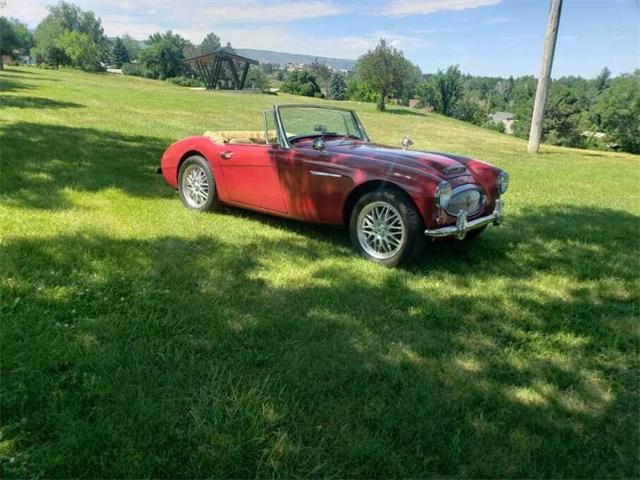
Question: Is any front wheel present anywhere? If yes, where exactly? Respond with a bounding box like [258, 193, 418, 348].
[178, 155, 220, 212]
[349, 190, 425, 267]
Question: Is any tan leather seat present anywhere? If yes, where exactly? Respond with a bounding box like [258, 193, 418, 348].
[228, 137, 254, 144]
[204, 130, 268, 145]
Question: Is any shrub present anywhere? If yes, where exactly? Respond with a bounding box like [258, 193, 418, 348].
[346, 76, 377, 103]
[280, 70, 321, 97]
[121, 62, 142, 76]
[484, 120, 506, 133]
[167, 76, 204, 88]
[450, 96, 484, 125]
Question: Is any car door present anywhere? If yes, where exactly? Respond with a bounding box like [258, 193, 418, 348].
[275, 145, 352, 224]
[218, 143, 287, 213]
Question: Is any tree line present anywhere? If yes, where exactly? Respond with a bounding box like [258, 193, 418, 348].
[1, 2, 637, 154]
[282, 40, 638, 154]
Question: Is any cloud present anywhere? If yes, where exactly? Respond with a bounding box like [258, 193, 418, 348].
[2, 0, 48, 25]
[204, 1, 349, 23]
[99, 14, 165, 38]
[383, 0, 501, 17]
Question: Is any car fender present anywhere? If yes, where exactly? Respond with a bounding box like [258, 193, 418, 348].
[160, 136, 230, 200]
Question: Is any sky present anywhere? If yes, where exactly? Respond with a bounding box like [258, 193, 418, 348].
[2, 0, 638, 77]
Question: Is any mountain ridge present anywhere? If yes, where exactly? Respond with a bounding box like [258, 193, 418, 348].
[235, 48, 356, 70]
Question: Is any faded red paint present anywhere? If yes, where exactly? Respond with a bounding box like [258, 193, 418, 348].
[160, 136, 505, 229]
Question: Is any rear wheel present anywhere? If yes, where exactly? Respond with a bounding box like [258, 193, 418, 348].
[178, 155, 220, 212]
[349, 190, 425, 267]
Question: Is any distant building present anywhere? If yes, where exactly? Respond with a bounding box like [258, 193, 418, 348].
[489, 111, 515, 134]
[285, 63, 307, 72]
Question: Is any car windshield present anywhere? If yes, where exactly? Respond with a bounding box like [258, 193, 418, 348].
[278, 106, 365, 142]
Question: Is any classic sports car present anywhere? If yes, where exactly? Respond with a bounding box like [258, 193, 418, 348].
[159, 104, 509, 266]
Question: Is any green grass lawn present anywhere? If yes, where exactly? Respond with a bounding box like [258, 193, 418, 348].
[1, 66, 638, 478]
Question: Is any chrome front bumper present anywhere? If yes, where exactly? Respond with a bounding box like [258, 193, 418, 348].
[425, 199, 504, 240]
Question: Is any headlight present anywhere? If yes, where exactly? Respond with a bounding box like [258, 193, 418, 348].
[497, 171, 509, 195]
[435, 181, 452, 209]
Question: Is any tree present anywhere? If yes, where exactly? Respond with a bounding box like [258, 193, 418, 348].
[140, 31, 188, 79]
[182, 40, 197, 59]
[356, 39, 410, 111]
[346, 75, 377, 102]
[510, 76, 537, 138]
[280, 70, 321, 97]
[395, 61, 422, 105]
[57, 30, 101, 71]
[8, 17, 33, 51]
[434, 65, 464, 116]
[0, 17, 20, 69]
[223, 41, 234, 53]
[329, 73, 347, 100]
[121, 34, 141, 61]
[111, 37, 130, 67]
[594, 67, 611, 93]
[245, 66, 269, 90]
[45, 1, 109, 61]
[450, 95, 484, 125]
[31, 2, 108, 67]
[417, 65, 464, 116]
[542, 83, 584, 147]
[594, 71, 640, 153]
[198, 32, 220, 55]
[31, 17, 68, 67]
[310, 58, 332, 97]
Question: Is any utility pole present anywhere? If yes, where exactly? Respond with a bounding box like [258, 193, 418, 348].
[528, 0, 563, 153]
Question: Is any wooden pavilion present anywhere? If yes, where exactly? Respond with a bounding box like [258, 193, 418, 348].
[184, 50, 259, 90]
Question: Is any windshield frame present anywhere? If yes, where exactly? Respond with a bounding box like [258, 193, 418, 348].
[274, 104, 370, 149]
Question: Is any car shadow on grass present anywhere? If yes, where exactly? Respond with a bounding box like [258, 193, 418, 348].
[0, 122, 170, 209]
[1, 206, 637, 478]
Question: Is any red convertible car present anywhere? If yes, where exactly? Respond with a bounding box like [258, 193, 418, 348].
[159, 104, 509, 266]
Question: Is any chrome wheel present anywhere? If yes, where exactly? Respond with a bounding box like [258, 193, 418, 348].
[181, 164, 210, 208]
[356, 201, 406, 260]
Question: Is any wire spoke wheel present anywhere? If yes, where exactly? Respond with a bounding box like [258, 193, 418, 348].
[181, 164, 210, 208]
[356, 201, 406, 260]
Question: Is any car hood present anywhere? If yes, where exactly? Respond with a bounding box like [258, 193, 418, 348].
[324, 141, 471, 179]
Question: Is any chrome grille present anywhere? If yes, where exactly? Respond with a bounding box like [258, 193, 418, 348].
[445, 185, 483, 217]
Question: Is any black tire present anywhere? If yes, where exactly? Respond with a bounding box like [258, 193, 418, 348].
[349, 189, 425, 267]
[463, 225, 487, 241]
[177, 155, 221, 212]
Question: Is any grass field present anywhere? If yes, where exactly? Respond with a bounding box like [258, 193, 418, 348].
[1, 66, 638, 478]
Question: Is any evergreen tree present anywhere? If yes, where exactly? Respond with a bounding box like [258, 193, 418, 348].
[198, 32, 220, 55]
[112, 37, 129, 67]
[329, 73, 347, 100]
[594, 67, 611, 93]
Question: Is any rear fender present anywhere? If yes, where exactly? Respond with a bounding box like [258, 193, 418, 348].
[160, 136, 229, 200]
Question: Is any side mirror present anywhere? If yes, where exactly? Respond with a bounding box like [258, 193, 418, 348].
[402, 136, 413, 150]
[313, 137, 325, 150]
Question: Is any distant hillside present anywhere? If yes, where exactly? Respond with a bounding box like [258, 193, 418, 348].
[106, 38, 356, 70]
[235, 49, 356, 71]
